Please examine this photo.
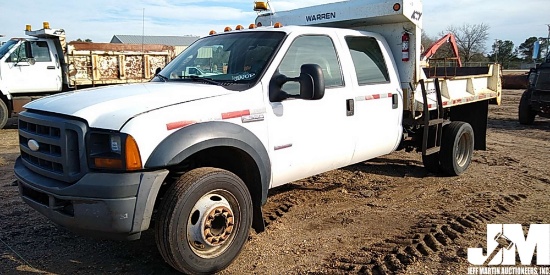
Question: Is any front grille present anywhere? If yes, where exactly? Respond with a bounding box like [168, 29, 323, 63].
[18, 111, 87, 183]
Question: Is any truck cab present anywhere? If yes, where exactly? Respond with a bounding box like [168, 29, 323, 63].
[0, 24, 66, 128]
[0, 37, 63, 94]
[519, 61, 550, 124]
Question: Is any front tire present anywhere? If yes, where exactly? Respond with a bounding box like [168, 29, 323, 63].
[518, 90, 536, 125]
[155, 167, 253, 274]
[0, 99, 9, 129]
[439, 122, 474, 176]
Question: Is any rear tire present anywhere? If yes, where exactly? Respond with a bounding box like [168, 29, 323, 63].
[0, 99, 8, 129]
[155, 167, 252, 274]
[518, 90, 536, 125]
[439, 122, 474, 176]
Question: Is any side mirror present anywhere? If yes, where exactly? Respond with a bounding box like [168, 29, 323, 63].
[269, 64, 325, 102]
[24, 41, 34, 59]
[155, 67, 162, 75]
[24, 41, 35, 65]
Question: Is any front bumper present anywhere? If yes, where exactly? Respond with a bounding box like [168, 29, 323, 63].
[14, 157, 169, 240]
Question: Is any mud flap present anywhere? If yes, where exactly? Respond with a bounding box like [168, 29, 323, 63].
[252, 202, 265, 233]
[449, 100, 488, 150]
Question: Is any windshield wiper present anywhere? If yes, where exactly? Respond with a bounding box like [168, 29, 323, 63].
[185, 75, 223, 86]
[154, 74, 169, 82]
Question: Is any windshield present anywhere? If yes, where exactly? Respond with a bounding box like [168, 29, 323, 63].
[0, 40, 19, 60]
[157, 31, 286, 84]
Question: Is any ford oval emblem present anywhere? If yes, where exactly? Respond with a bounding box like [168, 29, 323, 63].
[28, 140, 40, 152]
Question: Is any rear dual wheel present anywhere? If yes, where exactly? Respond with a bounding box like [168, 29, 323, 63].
[155, 167, 252, 274]
[422, 121, 474, 176]
[440, 122, 474, 176]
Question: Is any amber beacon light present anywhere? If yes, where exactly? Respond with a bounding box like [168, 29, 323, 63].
[254, 1, 269, 11]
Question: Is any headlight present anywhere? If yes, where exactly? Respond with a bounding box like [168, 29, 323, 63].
[88, 131, 142, 171]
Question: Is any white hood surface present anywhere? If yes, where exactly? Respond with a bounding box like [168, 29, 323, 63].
[24, 82, 233, 130]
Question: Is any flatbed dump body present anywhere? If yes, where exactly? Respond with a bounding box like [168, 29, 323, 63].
[66, 42, 175, 86]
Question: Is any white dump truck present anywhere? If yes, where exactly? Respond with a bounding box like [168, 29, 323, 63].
[14, 1, 501, 274]
[0, 22, 176, 129]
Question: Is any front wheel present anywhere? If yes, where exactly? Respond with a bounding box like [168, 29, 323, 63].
[0, 99, 9, 129]
[518, 90, 536, 125]
[155, 167, 253, 274]
[439, 122, 474, 176]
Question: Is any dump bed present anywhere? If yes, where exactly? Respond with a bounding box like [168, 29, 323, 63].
[66, 42, 175, 87]
[25, 25, 177, 88]
[256, 0, 502, 113]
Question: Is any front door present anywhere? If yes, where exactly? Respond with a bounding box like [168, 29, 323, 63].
[4, 40, 62, 94]
[266, 34, 355, 187]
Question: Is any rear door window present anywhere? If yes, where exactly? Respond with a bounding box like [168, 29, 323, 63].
[345, 36, 390, 85]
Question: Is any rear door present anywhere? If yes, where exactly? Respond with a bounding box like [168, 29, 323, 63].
[341, 34, 403, 163]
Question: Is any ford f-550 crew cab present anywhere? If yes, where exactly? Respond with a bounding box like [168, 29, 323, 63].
[14, 0, 501, 273]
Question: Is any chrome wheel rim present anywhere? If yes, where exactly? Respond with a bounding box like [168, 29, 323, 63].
[456, 131, 472, 167]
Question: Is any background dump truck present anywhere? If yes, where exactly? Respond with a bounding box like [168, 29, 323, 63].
[519, 53, 550, 124]
[0, 22, 176, 129]
[14, 0, 501, 274]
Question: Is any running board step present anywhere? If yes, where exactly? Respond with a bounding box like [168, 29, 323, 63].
[425, 147, 441, 155]
[428, 118, 445, 126]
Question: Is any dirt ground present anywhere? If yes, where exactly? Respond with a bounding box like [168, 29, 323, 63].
[1, 89, 549, 275]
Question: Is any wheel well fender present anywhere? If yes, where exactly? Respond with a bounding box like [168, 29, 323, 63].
[145, 121, 271, 205]
[450, 100, 488, 150]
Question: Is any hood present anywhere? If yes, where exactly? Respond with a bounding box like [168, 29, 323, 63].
[24, 82, 233, 130]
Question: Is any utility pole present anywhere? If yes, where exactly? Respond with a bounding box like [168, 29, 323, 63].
[546, 24, 550, 61]
[494, 39, 499, 63]
[142, 8, 145, 54]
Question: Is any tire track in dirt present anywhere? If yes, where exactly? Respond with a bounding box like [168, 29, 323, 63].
[261, 179, 344, 228]
[261, 186, 316, 228]
[325, 193, 527, 275]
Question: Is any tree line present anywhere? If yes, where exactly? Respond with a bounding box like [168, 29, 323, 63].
[422, 23, 548, 69]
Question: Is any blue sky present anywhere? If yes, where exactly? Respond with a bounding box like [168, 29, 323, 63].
[1, 0, 549, 54]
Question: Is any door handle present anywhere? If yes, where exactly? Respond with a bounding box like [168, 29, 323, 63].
[346, 99, 354, 116]
[47, 66, 56, 69]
